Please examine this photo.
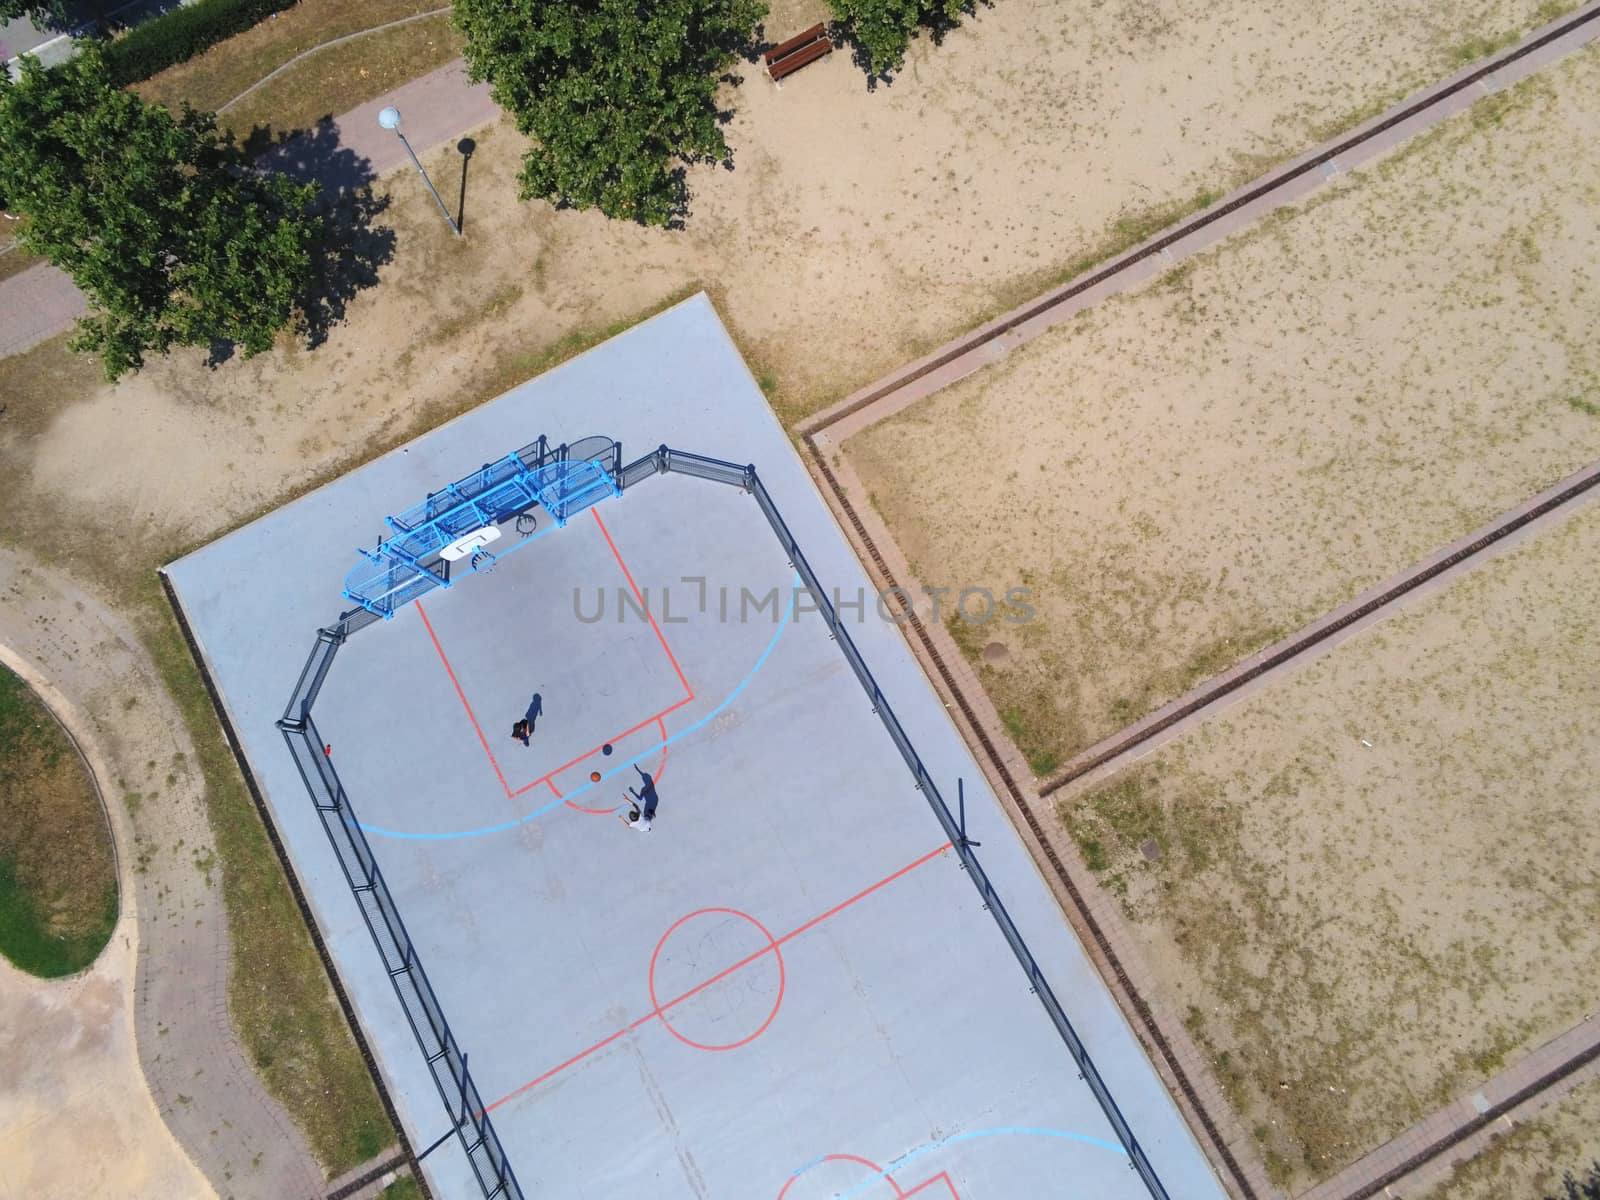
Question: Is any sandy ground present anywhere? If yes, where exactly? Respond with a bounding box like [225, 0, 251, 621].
[847, 42, 1600, 769]
[1419, 1076, 1600, 1200]
[0, 0, 1578, 585]
[1054, 497, 1600, 1191]
[0, 553, 328, 1197]
[0, 643, 213, 1200]
[0, 932, 214, 1200]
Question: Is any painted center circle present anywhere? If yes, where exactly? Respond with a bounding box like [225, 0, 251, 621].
[648, 907, 785, 1052]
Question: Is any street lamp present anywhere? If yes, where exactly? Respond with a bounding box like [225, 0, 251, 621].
[378, 105, 461, 237]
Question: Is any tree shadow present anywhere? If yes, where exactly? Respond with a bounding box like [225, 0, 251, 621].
[242, 118, 398, 352]
[830, 1, 992, 92]
[204, 337, 236, 369]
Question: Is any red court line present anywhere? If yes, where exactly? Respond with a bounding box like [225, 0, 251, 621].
[508, 696, 691, 798]
[418, 512, 695, 801]
[549, 718, 671, 815]
[485, 841, 953, 1114]
[415, 601, 511, 798]
[776, 1154, 962, 1199]
[592, 508, 695, 702]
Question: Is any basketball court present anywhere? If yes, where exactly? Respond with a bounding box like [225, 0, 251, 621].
[163, 295, 1226, 1200]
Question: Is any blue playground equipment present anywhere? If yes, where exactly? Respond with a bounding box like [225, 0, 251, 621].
[342, 434, 622, 620]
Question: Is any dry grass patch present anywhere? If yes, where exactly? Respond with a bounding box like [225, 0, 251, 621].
[134, 0, 452, 119]
[1416, 1076, 1600, 1200]
[136, 579, 392, 1174]
[0, 664, 117, 978]
[1059, 500, 1600, 1190]
[221, 13, 462, 144]
[848, 44, 1600, 767]
[0, 242, 46, 283]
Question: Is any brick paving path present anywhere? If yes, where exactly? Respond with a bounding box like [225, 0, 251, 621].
[0, 57, 497, 360]
[1300, 1014, 1600, 1200]
[0, 547, 325, 1198]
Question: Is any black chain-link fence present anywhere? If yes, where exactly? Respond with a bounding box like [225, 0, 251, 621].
[277, 440, 1168, 1200]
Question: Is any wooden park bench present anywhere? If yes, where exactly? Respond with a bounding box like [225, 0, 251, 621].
[765, 23, 833, 87]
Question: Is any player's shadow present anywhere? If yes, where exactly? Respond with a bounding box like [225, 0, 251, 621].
[239, 118, 398, 354]
[525, 692, 543, 730]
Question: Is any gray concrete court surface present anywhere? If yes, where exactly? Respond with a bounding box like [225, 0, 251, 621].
[164, 295, 1225, 1200]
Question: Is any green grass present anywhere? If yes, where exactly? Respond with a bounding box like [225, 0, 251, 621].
[222, 12, 462, 144]
[1445, 29, 1521, 68]
[135, 0, 452, 116]
[0, 858, 117, 978]
[0, 665, 119, 977]
[381, 1175, 424, 1200]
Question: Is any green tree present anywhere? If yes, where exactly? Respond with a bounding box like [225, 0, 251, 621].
[453, 0, 765, 226]
[828, 0, 965, 75]
[0, 48, 319, 379]
[0, 1, 76, 32]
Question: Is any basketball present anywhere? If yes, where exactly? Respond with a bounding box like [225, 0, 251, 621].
[590, 770, 601, 782]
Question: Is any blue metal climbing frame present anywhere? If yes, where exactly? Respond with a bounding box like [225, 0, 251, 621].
[342, 435, 622, 619]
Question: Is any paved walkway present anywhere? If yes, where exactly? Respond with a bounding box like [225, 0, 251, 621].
[1300, 1013, 1600, 1200]
[0, 57, 497, 360]
[0, 549, 324, 1198]
[0, 644, 215, 1200]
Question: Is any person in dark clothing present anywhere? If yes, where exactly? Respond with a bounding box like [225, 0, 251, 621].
[633, 765, 659, 821]
[510, 693, 542, 748]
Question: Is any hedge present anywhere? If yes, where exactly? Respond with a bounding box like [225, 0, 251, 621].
[101, 0, 298, 87]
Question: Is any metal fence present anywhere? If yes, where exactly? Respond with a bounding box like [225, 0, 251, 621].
[662, 448, 1173, 1200]
[284, 440, 1166, 1200]
[277, 629, 524, 1200]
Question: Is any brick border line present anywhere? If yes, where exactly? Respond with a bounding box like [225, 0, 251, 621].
[1342, 1032, 1600, 1200]
[802, 440, 1264, 1200]
[157, 571, 433, 1200]
[1038, 458, 1600, 796]
[326, 1150, 411, 1200]
[795, 0, 1600, 439]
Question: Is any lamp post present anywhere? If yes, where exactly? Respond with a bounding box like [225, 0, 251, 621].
[378, 105, 461, 237]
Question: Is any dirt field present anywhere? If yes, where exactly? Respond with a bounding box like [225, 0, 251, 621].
[1055, 498, 1600, 1191]
[0, 933, 216, 1199]
[1418, 1076, 1600, 1200]
[0, 0, 1580, 597]
[847, 42, 1600, 770]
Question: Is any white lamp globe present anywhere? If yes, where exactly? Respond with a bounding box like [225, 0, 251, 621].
[377, 106, 402, 131]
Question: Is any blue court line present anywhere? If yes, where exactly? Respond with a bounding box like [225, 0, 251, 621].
[358, 576, 799, 840]
[789, 1126, 1128, 1199]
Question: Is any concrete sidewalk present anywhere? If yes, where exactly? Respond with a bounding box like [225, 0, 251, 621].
[0, 57, 496, 361]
